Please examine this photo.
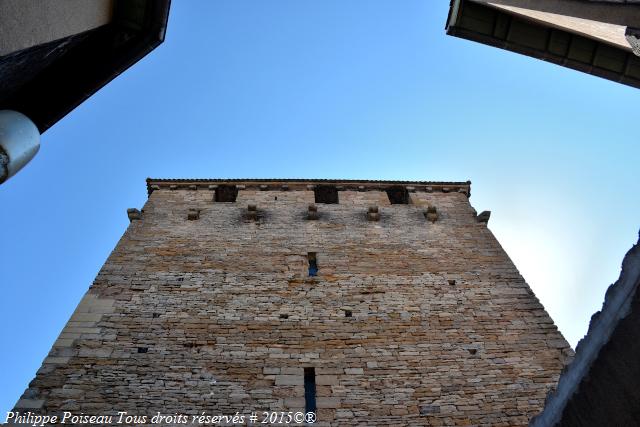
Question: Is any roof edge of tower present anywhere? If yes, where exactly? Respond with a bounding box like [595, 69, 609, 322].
[145, 178, 472, 197]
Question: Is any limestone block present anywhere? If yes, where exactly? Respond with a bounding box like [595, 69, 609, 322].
[316, 375, 339, 386]
[274, 375, 304, 386]
[317, 397, 341, 409]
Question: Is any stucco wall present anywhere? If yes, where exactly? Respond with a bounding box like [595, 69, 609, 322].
[0, 0, 115, 56]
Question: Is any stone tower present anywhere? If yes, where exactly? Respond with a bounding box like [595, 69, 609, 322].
[12, 179, 572, 426]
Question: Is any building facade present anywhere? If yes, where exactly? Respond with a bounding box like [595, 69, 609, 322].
[12, 179, 572, 426]
[446, 0, 640, 90]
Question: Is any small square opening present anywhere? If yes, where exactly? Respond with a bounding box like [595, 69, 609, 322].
[137, 347, 148, 353]
[386, 186, 409, 204]
[314, 185, 339, 204]
[215, 185, 238, 202]
[344, 310, 352, 318]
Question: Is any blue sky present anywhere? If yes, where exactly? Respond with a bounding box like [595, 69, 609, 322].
[1, 0, 639, 415]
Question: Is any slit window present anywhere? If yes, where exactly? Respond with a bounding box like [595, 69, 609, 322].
[215, 185, 238, 202]
[304, 368, 317, 414]
[386, 186, 409, 204]
[308, 253, 318, 277]
[314, 185, 339, 204]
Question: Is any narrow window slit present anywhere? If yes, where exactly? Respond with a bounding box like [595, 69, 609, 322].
[308, 253, 318, 277]
[279, 314, 289, 319]
[152, 313, 160, 318]
[137, 347, 148, 353]
[304, 368, 317, 414]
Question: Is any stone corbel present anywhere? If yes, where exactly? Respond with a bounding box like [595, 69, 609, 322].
[367, 206, 380, 221]
[307, 204, 319, 220]
[424, 206, 438, 223]
[476, 211, 491, 224]
[187, 208, 200, 221]
[127, 208, 142, 222]
[247, 204, 258, 221]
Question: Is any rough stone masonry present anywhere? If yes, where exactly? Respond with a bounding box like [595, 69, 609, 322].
[12, 179, 573, 426]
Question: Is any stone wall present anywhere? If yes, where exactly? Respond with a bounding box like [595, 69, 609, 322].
[12, 180, 572, 426]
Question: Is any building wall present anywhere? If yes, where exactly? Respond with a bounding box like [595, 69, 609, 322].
[0, 0, 115, 56]
[13, 181, 572, 426]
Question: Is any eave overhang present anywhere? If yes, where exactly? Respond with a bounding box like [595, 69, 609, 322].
[446, 0, 640, 89]
[0, 0, 171, 133]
